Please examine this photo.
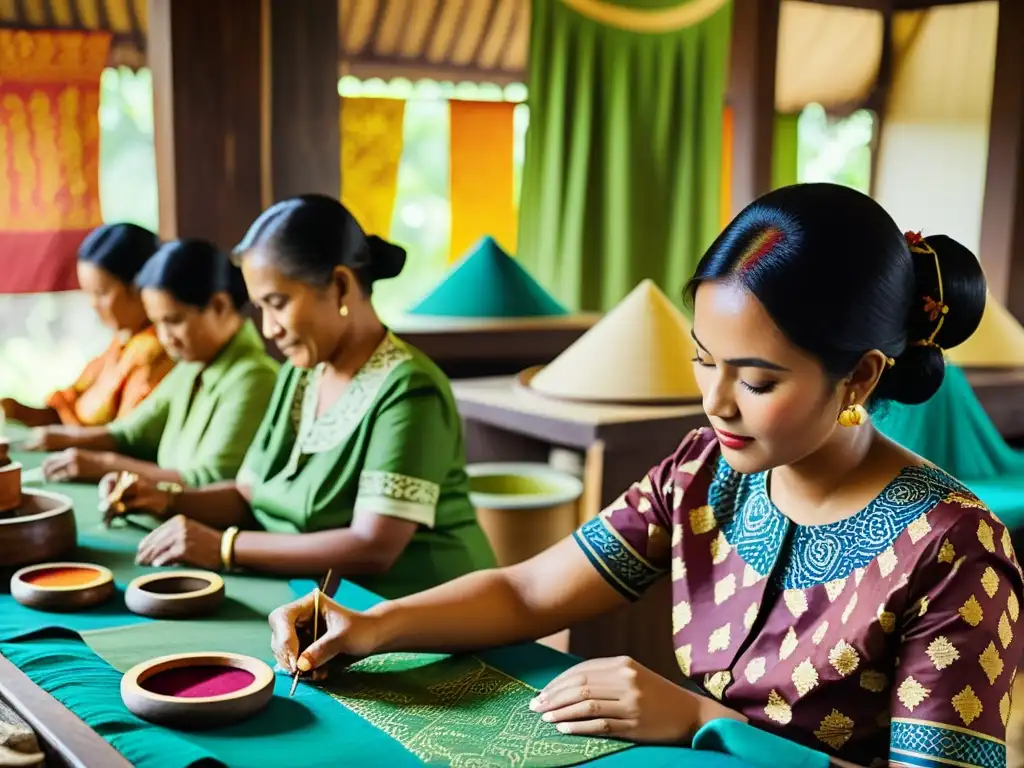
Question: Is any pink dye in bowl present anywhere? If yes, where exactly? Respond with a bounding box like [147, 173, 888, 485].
[142, 666, 257, 699]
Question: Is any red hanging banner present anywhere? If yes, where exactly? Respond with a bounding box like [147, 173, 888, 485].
[0, 29, 111, 293]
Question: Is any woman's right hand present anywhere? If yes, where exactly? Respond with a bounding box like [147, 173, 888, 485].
[269, 591, 383, 679]
[98, 472, 173, 525]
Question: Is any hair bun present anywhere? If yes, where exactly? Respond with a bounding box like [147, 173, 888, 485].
[875, 233, 987, 405]
[873, 344, 945, 405]
[366, 235, 407, 282]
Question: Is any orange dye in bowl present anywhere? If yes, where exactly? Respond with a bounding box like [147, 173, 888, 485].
[22, 566, 104, 588]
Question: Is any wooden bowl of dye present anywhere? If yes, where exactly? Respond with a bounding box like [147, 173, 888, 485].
[0, 488, 76, 568]
[10, 563, 115, 611]
[121, 652, 275, 729]
[125, 571, 225, 619]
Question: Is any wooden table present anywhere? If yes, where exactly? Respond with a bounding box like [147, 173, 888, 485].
[390, 315, 600, 379]
[453, 376, 708, 685]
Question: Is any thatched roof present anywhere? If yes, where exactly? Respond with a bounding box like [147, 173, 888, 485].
[0, 0, 991, 111]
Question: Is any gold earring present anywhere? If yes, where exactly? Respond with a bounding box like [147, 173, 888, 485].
[837, 398, 868, 428]
[339, 305, 349, 317]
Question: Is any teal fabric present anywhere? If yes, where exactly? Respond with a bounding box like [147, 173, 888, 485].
[693, 719, 829, 768]
[407, 236, 569, 318]
[1, 428, 751, 768]
[0, 581, 752, 768]
[874, 364, 1024, 529]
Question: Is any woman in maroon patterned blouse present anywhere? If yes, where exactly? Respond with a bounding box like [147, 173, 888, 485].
[269, 183, 1022, 768]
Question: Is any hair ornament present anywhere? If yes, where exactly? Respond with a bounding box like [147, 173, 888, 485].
[904, 231, 948, 351]
[884, 356, 896, 368]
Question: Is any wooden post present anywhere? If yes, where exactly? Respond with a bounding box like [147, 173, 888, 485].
[979, 0, 1024, 318]
[728, 0, 780, 216]
[149, 0, 264, 247]
[268, 0, 341, 202]
[149, 0, 340, 247]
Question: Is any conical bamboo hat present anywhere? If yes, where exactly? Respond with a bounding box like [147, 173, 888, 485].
[947, 294, 1024, 368]
[526, 279, 701, 403]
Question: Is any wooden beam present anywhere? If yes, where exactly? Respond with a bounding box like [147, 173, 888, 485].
[149, 0, 264, 248]
[268, 0, 340, 201]
[728, 0, 780, 215]
[150, 0, 341, 247]
[979, 0, 1024, 317]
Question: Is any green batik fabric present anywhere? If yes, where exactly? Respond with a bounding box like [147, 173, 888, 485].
[875, 363, 1024, 529]
[517, 0, 731, 312]
[322, 653, 630, 767]
[237, 333, 495, 598]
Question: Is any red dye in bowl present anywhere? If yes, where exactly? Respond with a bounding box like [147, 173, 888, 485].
[23, 566, 103, 588]
[142, 666, 256, 698]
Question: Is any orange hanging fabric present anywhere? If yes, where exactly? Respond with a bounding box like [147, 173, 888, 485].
[448, 100, 517, 262]
[339, 97, 406, 237]
[720, 106, 734, 229]
[0, 30, 110, 293]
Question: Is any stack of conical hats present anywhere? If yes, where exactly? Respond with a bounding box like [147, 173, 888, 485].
[406, 236, 568, 318]
[523, 279, 701, 404]
[947, 294, 1024, 368]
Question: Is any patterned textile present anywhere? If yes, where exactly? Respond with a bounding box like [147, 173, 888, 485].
[574, 428, 1024, 768]
[46, 326, 174, 426]
[324, 653, 630, 767]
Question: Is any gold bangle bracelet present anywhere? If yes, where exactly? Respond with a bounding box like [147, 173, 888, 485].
[220, 526, 240, 572]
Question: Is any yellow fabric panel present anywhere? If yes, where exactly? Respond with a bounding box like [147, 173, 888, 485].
[340, 97, 406, 238]
[0, 29, 109, 231]
[449, 100, 517, 262]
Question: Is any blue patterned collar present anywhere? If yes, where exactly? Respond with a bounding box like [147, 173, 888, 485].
[710, 458, 963, 588]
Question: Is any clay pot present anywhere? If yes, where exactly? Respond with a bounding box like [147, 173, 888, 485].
[0, 489, 76, 568]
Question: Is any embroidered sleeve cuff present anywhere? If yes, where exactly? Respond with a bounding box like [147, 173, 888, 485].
[890, 718, 1006, 768]
[355, 470, 440, 528]
[573, 516, 664, 601]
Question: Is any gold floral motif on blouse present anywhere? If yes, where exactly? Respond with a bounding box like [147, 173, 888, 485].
[925, 636, 959, 670]
[897, 677, 930, 712]
[814, 710, 855, 750]
[978, 642, 1004, 685]
[959, 595, 984, 627]
[951, 685, 983, 726]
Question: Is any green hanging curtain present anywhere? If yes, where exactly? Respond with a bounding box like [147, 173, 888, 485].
[518, 0, 732, 312]
[772, 113, 800, 190]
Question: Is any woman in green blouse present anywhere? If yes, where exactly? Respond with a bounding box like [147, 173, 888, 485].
[30, 239, 278, 487]
[106, 195, 496, 599]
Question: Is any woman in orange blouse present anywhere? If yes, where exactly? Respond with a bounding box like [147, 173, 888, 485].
[1, 223, 174, 430]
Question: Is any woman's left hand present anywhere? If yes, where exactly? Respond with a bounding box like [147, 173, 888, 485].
[41, 448, 112, 482]
[136, 515, 222, 570]
[529, 656, 717, 743]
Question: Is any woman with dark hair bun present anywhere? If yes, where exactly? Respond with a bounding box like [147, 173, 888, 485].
[105, 195, 495, 600]
[2, 222, 173, 429]
[31, 239, 278, 487]
[268, 184, 1020, 767]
